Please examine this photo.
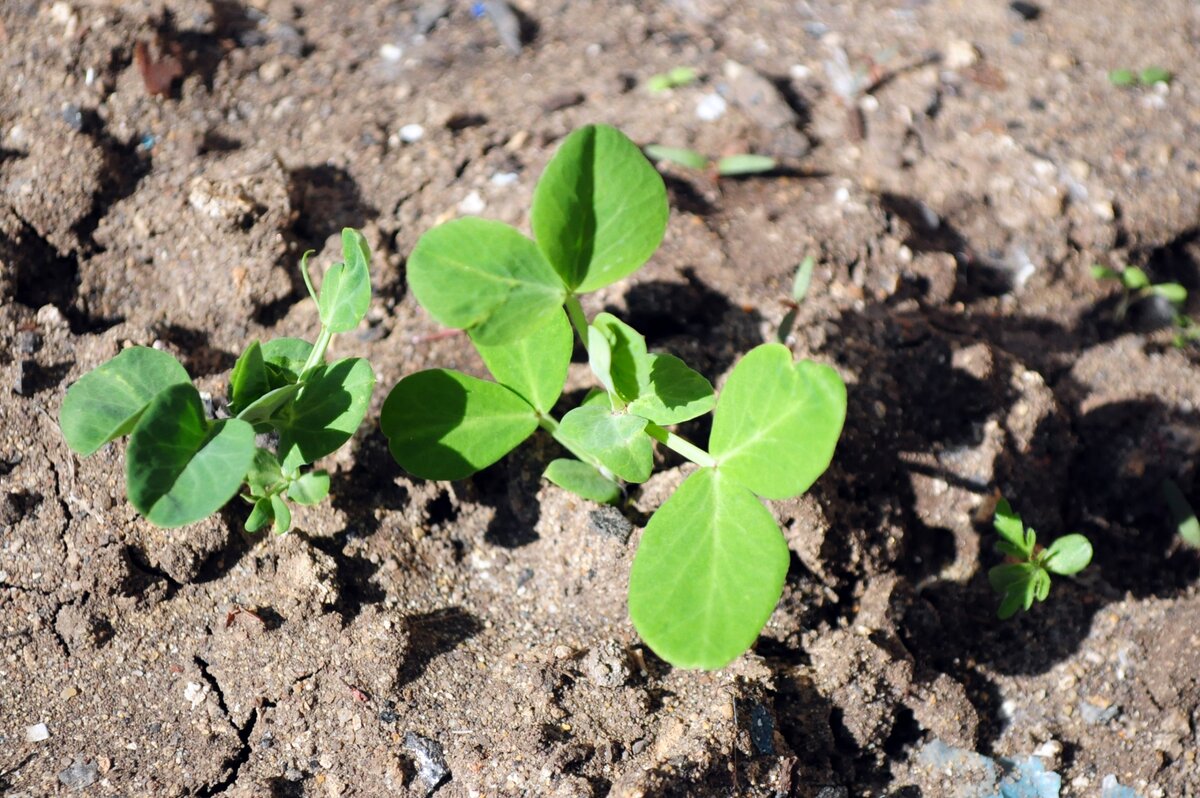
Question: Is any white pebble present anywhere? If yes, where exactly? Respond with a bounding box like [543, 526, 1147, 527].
[695, 93, 727, 121]
[379, 43, 403, 62]
[458, 191, 486, 215]
[490, 172, 519, 187]
[834, 186, 850, 204]
[399, 123, 425, 143]
[26, 723, 50, 742]
[183, 681, 208, 708]
[789, 64, 812, 80]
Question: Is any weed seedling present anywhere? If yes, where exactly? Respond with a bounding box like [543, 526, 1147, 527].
[644, 144, 777, 177]
[989, 498, 1093, 619]
[1109, 67, 1172, 87]
[1091, 264, 1187, 322]
[382, 124, 847, 669]
[778, 256, 815, 343]
[1162, 479, 1200, 547]
[59, 229, 376, 532]
[646, 66, 698, 93]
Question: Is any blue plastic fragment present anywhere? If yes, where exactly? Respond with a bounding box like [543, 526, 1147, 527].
[918, 741, 1060, 798]
[470, 2, 485, 17]
[1101, 775, 1142, 798]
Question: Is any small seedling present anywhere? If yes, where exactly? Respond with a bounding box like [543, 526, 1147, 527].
[646, 66, 698, 93]
[778, 256, 815, 343]
[644, 144, 777, 177]
[1091, 264, 1187, 322]
[988, 498, 1093, 619]
[382, 124, 847, 669]
[1109, 67, 1172, 87]
[1162, 479, 1200, 547]
[59, 230, 376, 532]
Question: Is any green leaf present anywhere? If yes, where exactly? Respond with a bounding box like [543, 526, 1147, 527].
[1139, 66, 1171, 85]
[793, 256, 815, 303]
[1121, 266, 1150, 290]
[1031, 567, 1051, 602]
[318, 228, 372, 333]
[531, 124, 668, 293]
[587, 324, 617, 397]
[715, 154, 777, 176]
[1108, 68, 1136, 87]
[381, 369, 538, 480]
[261, 338, 314, 385]
[989, 562, 1038, 619]
[236, 382, 302, 426]
[628, 468, 789, 669]
[287, 470, 331, 506]
[646, 66, 698, 92]
[246, 497, 273, 533]
[125, 383, 256, 527]
[270, 494, 292, 534]
[1043, 534, 1093, 575]
[471, 309, 572, 414]
[1151, 282, 1188, 306]
[556, 404, 653, 483]
[708, 344, 846, 499]
[276, 357, 375, 472]
[643, 145, 710, 171]
[408, 217, 567, 345]
[626, 354, 715, 425]
[1091, 265, 1121, 281]
[543, 459, 622, 504]
[997, 587, 1025, 620]
[1162, 478, 1200, 547]
[229, 341, 270, 415]
[60, 346, 191, 456]
[993, 498, 1033, 557]
[245, 448, 284, 496]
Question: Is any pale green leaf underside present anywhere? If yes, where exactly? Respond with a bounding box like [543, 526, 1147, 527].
[556, 404, 653, 483]
[472, 309, 572, 415]
[60, 346, 191, 457]
[626, 354, 715, 425]
[126, 383, 256, 528]
[709, 343, 846, 499]
[408, 217, 567, 345]
[318, 228, 372, 333]
[629, 468, 789, 669]
[381, 369, 538, 481]
[543, 458, 622, 504]
[531, 124, 669, 293]
[276, 357, 375, 472]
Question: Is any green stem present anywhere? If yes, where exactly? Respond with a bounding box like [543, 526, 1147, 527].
[565, 295, 590, 351]
[300, 326, 333, 379]
[644, 423, 717, 468]
[538, 414, 618, 482]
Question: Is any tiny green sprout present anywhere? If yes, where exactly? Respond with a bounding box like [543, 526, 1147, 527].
[646, 66, 699, 93]
[383, 124, 848, 669]
[1109, 67, 1172, 87]
[1092, 263, 1187, 322]
[59, 229, 376, 532]
[1139, 66, 1172, 85]
[1161, 479, 1200, 548]
[1108, 68, 1136, 87]
[644, 144, 777, 177]
[1173, 314, 1200, 349]
[989, 498, 1093, 619]
[778, 256, 816, 343]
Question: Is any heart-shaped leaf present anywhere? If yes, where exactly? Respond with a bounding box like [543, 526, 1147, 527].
[626, 354, 714, 425]
[287, 470, 331, 506]
[381, 369, 539, 480]
[471, 309, 572, 414]
[628, 467, 789, 669]
[126, 383, 256, 527]
[531, 124, 668, 293]
[60, 346, 191, 456]
[408, 217, 567, 345]
[556, 404, 652, 483]
[709, 343, 846, 499]
[318, 228, 372, 333]
[261, 338, 314, 386]
[543, 458, 621, 504]
[229, 341, 270, 415]
[276, 357, 375, 471]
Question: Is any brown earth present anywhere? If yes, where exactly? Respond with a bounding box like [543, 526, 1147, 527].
[2, 0, 1200, 795]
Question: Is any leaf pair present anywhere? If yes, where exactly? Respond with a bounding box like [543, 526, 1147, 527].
[988, 499, 1092, 619]
[644, 145, 777, 177]
[406, 124, 669, 345]
[628, 344, 847, 668]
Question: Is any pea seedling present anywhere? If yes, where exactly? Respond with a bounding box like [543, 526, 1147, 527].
[381, 124, 847, 669]
[1091, 264, 1186, 322]
[644, 144, 778, 177]
[988, 498, 1093, 619]
[59, 229, 376, 533]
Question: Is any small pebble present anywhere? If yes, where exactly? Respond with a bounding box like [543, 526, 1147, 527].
[944, 39, 979, 70]
[58, 760, 98, 791]
[490, 171, 518, 186]
[61, 104, 84, 132]
[404, 732, 450, 797]
[695, 92, 727, 121]
[458, 191, 486, 215]
[380, 43, 403, 62]
[1009, 1, 1041, 20]
[399, 123, 425, 143]
[25, 723, 49, 742]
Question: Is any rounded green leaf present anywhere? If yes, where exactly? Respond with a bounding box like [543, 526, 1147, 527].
[60, 347, 191, 457]
[993, 498, 1033, 557]
[276, 357, 375, 471]
[556, 404, 653, 483]
[1151, 282, 1188, 306]
[270, 494, 292, 534]
[1043, 534, 1093, 576]
[261, 338, 314, 385]
[318, 229, 372, 333]
[245, 448, 284, 496]
[531, 124, 668, 293]
[709, 344, 846, 499]
[381, 369, 538, 481]
[591, 313, 648, 402]
[471, 309, 572, 414]
[715, 154, 777, 176]
[246, 498, 273, 533]
[408, 217, 567, 345]
[126, 383, 256, 527]
[626, 354, 715, 425]
[543, 458, 622, 504]
[229, 341, 270, 415]
[629, 468, 789, 669]
[644, 145, 710, 171]
[287, 470, 331, 506]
